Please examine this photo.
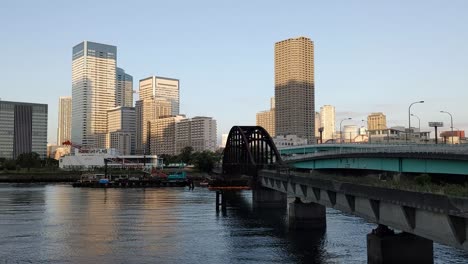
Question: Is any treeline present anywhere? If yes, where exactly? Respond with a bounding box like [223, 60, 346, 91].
[159, 147, 222, 173]
[0, 152, 58, 171]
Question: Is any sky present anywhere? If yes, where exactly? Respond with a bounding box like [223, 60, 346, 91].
[1, 0, 468, 143]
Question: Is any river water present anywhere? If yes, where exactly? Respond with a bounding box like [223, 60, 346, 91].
[0, 184, 467, 263]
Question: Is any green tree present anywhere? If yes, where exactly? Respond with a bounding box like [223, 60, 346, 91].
[192, 150, 217, 173]
[16, 152, 41, 171]
[178, 146, 193, 164]
[1, 159, 16, 170]
[159, 154, 179, 166]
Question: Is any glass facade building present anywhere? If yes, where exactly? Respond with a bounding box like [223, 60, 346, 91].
[72, 41, 117, 148]
[0, 100, 47, 159]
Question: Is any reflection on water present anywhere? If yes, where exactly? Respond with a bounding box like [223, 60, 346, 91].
[0, 184, 467, 263]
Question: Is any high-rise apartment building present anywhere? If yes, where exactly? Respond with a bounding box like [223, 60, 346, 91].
[116, 68, 133, 107]
[71, 41, 117, 148]
[0, 100, 47, 159]
[315, 112, 321, 138]
[139, 76, 179, 115]
[256, 96, 276, 137]
[275, 37, 315, 143]
[256, 110, 275, 137]
[150, 115, 185, 155]
[320, 105, 335, 141]
[367, 112, 387, 130]
[107, 106, 136, 154]
[135, 98, 172, 154]
[57, 96, 72, 145]
[175, 116, 217, 154]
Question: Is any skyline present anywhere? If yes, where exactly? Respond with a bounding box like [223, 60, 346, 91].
[2, 1, 468, 143]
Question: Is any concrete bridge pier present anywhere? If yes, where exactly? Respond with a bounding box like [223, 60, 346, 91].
[289, 198, 326, 230]
[252, 187, 287, 209]
[367, 225, 433, 264]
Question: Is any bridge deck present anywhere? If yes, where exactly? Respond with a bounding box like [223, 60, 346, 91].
[259, 169, 468, 251]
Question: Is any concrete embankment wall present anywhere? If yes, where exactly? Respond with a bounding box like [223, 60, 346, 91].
[0, 172, 81, 183]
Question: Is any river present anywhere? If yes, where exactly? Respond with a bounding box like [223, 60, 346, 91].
[0, 184, 467, 263]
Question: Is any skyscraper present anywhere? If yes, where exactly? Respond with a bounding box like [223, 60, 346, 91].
[139, 76, 179, 115]
[116, 67, 133, 107]
[320, 105, 335, 141]
[72, 41, 117, 148]
[0, 100, 47, 159]
[274, 37, 315, 143]
[57, 96, 72, 145]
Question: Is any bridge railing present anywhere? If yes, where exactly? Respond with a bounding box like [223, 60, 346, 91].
[282, 144, 468, 161]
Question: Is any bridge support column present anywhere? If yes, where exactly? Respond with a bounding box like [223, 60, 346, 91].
[252, 187, 287, 209]
[367, 225, 433, 264]
[289, 198, 326, 230]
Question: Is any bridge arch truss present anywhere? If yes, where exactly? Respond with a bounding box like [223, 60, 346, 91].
[222, 126, 283, 176]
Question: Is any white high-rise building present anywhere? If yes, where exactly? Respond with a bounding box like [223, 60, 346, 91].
[320, 105, 335, 141]
[175, 116, 217, 154]
[71, 41, 117, 148]
[107, 106, 136, 155]
[139, 76, 179, 115]
[314, 111, 321, 139]
[221, 133, 228, 148]
[57, 96, 72, 145]
[116, 67, 133, 107]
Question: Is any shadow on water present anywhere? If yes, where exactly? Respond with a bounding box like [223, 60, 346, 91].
[220, 191, 328, 264]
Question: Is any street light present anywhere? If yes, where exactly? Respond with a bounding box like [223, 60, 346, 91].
[411, 114, 421, 142]
[411, 114, 421, 132]
[340, 117, 352, 144]
[440, 110, 454, 144]
[408, 100, 424, 142]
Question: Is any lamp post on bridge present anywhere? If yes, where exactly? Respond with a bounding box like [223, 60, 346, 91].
[411, 113, 421, 142]
[408, 100, 424, 143]
[440, 110, 454, 144]
[340, 117, 352, 144]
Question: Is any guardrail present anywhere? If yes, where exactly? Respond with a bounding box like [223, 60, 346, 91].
[282, 144, 468, 161]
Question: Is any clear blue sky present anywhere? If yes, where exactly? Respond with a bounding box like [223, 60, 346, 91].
[1, 0, 468, 143]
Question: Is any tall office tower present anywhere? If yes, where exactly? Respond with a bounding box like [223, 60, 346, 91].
[135, 98, 172, 154]
[116, 68, 133, 107]
[0, 101, 47, 159]
[150, 115, 185, 155]
[57, 96, 72, 145]
[367, 112, 387, 130]
[72, 41, 117, 148]
[275, 36, 315, 143]
[175, 116, 217, 154]
[139, 76, 179, 115]
[107, 107, 136, 155]
[314, 112, 321, 138]
[320, 105, 335, 141]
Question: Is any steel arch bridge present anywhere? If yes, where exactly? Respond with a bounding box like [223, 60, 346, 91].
[222, 126, 283, 176]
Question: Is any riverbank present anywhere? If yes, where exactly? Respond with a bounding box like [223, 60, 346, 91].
[0, 169, 213, 183]
[0, 171, 81, 182]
